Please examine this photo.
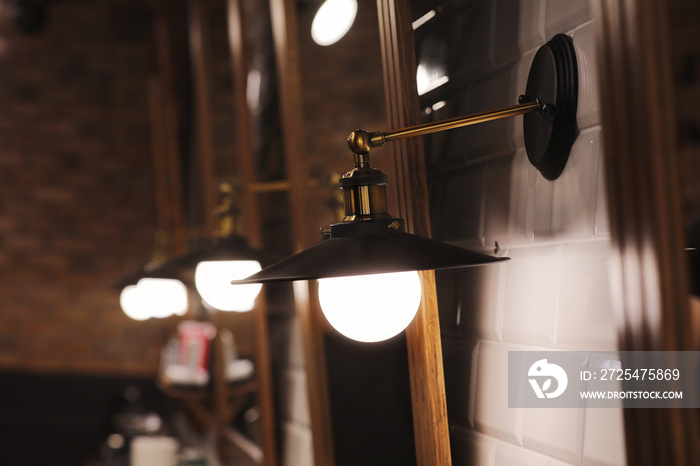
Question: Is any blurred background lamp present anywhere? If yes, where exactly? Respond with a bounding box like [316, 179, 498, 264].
[151, 183, 272, 312]
[120, 284, 150, 321]
[120, 278, 188, 321]
[311, 0, 357, 46]
[195, 260, 262, 312]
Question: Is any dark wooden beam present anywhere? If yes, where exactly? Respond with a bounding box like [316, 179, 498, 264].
[591, 0, 700, 463]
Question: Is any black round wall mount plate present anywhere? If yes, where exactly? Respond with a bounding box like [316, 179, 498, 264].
[523, 34, 579, 180]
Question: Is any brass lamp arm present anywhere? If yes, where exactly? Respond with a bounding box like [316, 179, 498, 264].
[347, 98, 541, 156]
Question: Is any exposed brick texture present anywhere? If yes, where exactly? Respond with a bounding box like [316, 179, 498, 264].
[0, 0, 177, 376]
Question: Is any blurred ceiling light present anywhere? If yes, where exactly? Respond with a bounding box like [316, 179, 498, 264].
[311, 0, 358, 46]
[412, 9, 436, 30]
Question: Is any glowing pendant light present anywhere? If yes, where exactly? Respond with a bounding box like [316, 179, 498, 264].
[195, 259, 262, 312]
[120, 277, 188, 321]
[152, 184, 271, 312]
[318, 271, 422, 342]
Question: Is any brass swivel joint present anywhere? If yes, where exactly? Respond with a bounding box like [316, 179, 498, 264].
[340, 129, 391, 222]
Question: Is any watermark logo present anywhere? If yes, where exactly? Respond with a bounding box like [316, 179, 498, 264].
[528, 359, 568, 399]
[510, 351, 697, 408]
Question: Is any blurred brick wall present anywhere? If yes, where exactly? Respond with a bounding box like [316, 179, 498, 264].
[0, 0, 179, 376]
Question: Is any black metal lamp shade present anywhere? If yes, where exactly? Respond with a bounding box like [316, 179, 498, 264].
[115, 262, 182, 290]
[231, 34, 579, 286]
[149, 235, 278, 276]
[233, 220, 506, 284]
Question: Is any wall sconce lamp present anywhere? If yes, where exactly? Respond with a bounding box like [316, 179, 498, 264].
[118, 190, 267, 318]
[117, 233, 190, 321]
[233, 35, 578, 342]
[120, 276, 189, 321]
[155, 183, 271, 313]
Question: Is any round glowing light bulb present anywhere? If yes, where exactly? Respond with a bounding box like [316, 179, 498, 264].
[317, 271, 422, 342]
[120, 284, 151, 321]
[136, 278, 189, 318]
[311, 0, 358, 46]
[194, 260, 263, 312]
[120, 278, 189, 321]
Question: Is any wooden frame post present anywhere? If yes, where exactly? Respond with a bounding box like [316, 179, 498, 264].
[376, 1, 452, 465]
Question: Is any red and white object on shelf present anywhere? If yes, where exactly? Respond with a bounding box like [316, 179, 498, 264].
[162, 321, 217, 387]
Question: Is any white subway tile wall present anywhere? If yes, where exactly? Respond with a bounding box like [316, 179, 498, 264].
[501, 245, 562, 346]
[522, 404, 585, 463]
[442, 337, 479, 428]
[474, 341, 524, 445]
[515, 0, 547, 53]
[582, 407, 627, 466]
[418, 0, 625, 464]
[544, 0, 590, 38]
[483, 155, 516, 247]
[550, 127, 601, 239]
[456, 259, 506, 341]
[495, 440, 552, 466]
[556, 241, 618, 351]
[507, 150, 536, 243]
[572, 22, 601, 129]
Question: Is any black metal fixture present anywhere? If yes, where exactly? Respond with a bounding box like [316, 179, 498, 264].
[232, 34, 579, 342]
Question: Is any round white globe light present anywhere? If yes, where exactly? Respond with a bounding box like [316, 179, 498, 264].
[194, 260, 263, 312]
[120, 278, 189, 321]
[311, 0, 358, 46]
[120, 284, 151, 321]
[317, 270, 422, 342]
[136, 278, 189, 318]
